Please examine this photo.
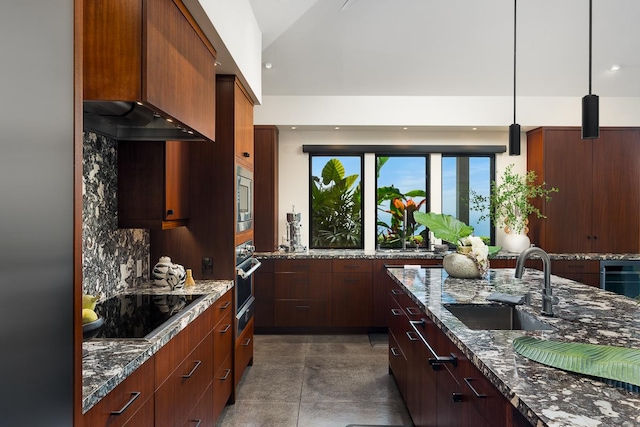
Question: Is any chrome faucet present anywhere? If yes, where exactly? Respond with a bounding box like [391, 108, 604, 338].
[514, 246, 557, 317]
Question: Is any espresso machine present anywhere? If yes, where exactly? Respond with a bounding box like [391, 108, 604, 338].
[280, 206, 307, 252]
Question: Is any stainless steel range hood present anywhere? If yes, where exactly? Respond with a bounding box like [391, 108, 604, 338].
[83, 101, 208, 141]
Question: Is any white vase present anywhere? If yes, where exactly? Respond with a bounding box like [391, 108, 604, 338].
[443, 253, 481, 279]
[503, 233, 531, 254]
[152, 256, 186, 290]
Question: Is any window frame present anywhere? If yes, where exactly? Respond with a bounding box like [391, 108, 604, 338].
[308, 153, 365, 249]
[441, 153, 496, 245]
[374, 153, 430, 250]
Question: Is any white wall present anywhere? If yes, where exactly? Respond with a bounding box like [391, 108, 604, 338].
[277, 129, 527, 251]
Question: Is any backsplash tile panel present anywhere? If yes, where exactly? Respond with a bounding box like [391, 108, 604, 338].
[82, 131, 150, 298]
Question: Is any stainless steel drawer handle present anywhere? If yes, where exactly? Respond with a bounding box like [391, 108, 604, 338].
[391, 308, 403, 316]
[463, 377, 487, 398]
[295, 305, 310, 310]
[182, 360, 202, 379]
[242, 338, 251, 346]
[220, 324, 231, 334]
[406, 307, 420, 315]
[220, 301, 231, 310]
[391, 289, 404, 295]
[452, 392, 463, 403]
[390, 347, 401, 357]
[406, 331, 419, 341]
[190, 420, 202, 427]
[410, 319, 457, 367]
[220, 368, 231, 380]
[110, 392, 141, 415]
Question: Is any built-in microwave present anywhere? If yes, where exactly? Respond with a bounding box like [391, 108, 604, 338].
[237, 165, 253, 232]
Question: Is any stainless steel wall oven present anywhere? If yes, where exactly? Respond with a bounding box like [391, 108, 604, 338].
[235, 240, 260, 337]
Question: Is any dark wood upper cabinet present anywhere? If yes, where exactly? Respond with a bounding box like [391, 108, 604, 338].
[84, 0, 217, 141]
[254, 125, 279, 252]
[527, 127, 640, 253]
[118, 140, 190, 230]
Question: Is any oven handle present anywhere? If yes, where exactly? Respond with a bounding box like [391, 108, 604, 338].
[237, 258, 262, 280]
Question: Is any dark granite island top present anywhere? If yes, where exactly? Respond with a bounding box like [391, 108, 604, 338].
[255, 249, 640, 261]
[81, 279, 233, 414]
[386, 267, 640, 427]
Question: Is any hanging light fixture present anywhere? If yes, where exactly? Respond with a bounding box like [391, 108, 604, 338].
[582, 0, 599, 139]
[509, 0, 520, 155]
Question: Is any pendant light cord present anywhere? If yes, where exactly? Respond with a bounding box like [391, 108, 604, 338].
[513, 0, 517, 123]
[588, 0, 592, 95]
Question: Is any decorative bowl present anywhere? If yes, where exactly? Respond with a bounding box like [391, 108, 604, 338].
[82, 316, 104, 340]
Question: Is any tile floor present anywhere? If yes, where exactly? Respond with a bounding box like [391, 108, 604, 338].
[216, 334, 414, 427]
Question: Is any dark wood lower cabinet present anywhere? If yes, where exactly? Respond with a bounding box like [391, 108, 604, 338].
[389, 285, 532, 426]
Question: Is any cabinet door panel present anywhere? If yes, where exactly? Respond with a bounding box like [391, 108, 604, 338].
[213, 354, 234, 421]
[541, 129, 593, 252]
[145, 0, 216, 140]
[332, 272, 372, 327]
[274, 300, 331, 327]
[273, 272, 332, 300]
[591, 131, 640, 252]
[183, 384, 214, 427]
[165, 141, 190, 220]
[235, 317, 254, 387]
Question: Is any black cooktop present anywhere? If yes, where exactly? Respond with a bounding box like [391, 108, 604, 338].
[94, 293, 205, 339]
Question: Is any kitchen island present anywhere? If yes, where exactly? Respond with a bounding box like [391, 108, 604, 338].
[386, 266, 640, 427]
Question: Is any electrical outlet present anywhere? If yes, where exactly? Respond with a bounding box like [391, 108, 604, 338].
[136, 259, 142, 278]
[202, 257, 213, 275]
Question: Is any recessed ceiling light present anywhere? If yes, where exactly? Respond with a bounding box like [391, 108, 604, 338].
[403, 127, 408, 130]
[334, 127, 340, 130]
[472, 127, 477, 131]
[291, 126, 297, 130]
[610, 64, 621, 72]
[215, 61, 221, 67]
[263, 62, 273, 70]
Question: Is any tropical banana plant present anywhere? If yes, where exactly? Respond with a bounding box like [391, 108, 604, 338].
[311, 158, 362, 248]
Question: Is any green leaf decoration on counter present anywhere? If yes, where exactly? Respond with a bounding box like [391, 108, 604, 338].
[513, 336, 640, 387]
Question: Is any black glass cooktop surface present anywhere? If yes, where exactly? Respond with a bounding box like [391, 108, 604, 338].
[94, 293, 205, 339]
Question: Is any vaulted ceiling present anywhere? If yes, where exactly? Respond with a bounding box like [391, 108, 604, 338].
[249, 0, 640, 98]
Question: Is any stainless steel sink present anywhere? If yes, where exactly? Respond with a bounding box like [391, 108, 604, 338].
[443, 304, 553, 331]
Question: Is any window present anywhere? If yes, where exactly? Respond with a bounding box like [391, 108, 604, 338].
[442, 155, 494, 243]
[310, 155, 363, 248]
[376, 155, 429, 249]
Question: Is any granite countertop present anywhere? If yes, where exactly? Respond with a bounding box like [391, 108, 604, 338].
[255, 249, 640, 261]
[386, 267, 640, 427]
[82, 279, 233, 414]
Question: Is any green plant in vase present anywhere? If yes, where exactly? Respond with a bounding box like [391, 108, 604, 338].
[469, 164, 558, 253]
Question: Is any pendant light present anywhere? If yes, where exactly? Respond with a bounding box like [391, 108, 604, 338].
[509, 0, 520, 155]
[582, 0, 599, 139]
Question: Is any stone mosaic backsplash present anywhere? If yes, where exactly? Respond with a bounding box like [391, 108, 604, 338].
[82, 131, 150, 298]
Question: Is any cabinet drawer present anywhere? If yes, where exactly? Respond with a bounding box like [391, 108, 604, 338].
[155, 305, 215, 386]
[83, 356, 155, 427]
[213, 354, 234, 421]
[213, 310, 233, 374]
[552, 260, 599, 274]
[273, 272, 332, 300]
[274, 300, 331, 327]
[461, 359, 507, 426]
[388, 329, 407, 399]
[155, 333, 214, 427]
[274, 259, 332, 273]
[235, 317, 254, 387]
[332, 259, 372, 273]
[183, 384, 214, 427]
[212, 290, 233, 323]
